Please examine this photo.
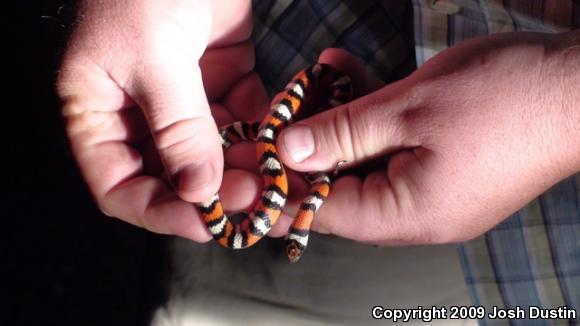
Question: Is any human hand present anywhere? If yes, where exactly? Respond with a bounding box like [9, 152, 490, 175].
[58, 0, 269, 241]
[276, 32, 580, 245]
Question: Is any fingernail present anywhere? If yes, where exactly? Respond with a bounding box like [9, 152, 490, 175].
[282, 125, 315, 163]
[177, 161, 214, 192]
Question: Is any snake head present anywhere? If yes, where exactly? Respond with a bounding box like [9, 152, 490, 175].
[285, 240, 304, 263]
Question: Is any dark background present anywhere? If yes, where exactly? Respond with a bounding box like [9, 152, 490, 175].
[5, 2, 168, 325]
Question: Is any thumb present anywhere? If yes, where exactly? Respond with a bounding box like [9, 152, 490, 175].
[128, 58, 223, 202]
[277, 81, 417, 172]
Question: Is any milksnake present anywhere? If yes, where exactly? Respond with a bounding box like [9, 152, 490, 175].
[196, 64, 352, 263]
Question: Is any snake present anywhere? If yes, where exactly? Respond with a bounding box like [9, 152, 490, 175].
[196, 63, 352, 263]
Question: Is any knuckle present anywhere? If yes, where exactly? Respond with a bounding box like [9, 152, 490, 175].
[95, 197, 116, 219]
[64, 110, 112, 143]
[332, 100, 400, 162]
[330, 104, 360, 161]
[154, 119, 195, 151]
[137, 212, 157, 233]
[97, 205, 114, 218]
[153, 117, 217, 171]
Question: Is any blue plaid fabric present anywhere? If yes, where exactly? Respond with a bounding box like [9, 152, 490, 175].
[252, 1, 580, 325]
[252, 0, 417, 95]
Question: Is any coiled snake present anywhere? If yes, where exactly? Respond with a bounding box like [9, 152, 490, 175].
[196, 64, 352, 263]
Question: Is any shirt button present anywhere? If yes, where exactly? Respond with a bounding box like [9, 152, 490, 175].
[429, 0, 461, 15]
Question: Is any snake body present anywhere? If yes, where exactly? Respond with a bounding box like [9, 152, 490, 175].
[197, 64, 352, 263]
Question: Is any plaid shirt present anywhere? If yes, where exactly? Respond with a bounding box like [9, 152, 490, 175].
[252, 1, 580, 325]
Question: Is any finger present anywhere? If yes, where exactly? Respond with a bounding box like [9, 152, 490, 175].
[222, 72, 269, 122]
[276, 48, 418, 172]
[103, 174, 212, 242]
[67, 121, 212, 242]
[219, 169, 261, 212]
[276, 79, 420, 172]
[310, 161, 427, 246]
[318, 48, 385, 96]
[59, 61, 145, 196]
[224, 142, 259, 173]
[310, 145, 478, 246]
[268, 213, 294, 238]
[200, 41, 255, 100]
[210, 103, 235, 127]
[126, 58, 224, 203]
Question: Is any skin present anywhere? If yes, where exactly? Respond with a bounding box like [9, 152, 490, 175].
[278, 30, 580, 245]
[58, 0, 580, 246]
